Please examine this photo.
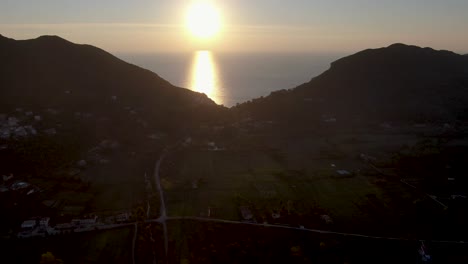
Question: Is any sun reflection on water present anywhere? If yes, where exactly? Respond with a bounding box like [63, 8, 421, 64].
[188, 50, 223, 105]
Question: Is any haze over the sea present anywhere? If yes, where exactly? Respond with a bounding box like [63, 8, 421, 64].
[2, 1, 468, 54]
[119, 52, 343, 107]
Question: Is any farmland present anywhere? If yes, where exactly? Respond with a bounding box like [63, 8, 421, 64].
[1, 227, 134, 264]
[160, 127, 443, 238]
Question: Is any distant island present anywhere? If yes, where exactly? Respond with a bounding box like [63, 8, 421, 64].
[1, 35, 468, 263]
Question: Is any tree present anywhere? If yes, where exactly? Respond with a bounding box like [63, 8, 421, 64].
[40, 252, 63, 264]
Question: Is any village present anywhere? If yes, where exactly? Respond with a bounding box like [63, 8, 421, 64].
[17, 212, 131, 239]
[2, 107, 468, 264]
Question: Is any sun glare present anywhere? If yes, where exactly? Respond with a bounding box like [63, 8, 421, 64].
[189, 50, 223, 105]
[186, 2, 221, 39]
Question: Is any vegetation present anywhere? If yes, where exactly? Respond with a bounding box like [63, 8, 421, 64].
[40, 252, 63, 264]
[2, 36, 468, 262]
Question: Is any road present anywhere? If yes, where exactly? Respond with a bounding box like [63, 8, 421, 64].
[145, 216, 467, 244]
[154, 150, 168, 219]
[132, 223, 138, 264]
[153, 147, 172, 260]
[49, 216, 466, 245]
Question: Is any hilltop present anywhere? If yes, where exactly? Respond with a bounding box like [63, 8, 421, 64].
[0, 35, 225, 132]
[234, 43, 468, 126]
[2, 36, 468, 262]
[0, 34, 226, 180]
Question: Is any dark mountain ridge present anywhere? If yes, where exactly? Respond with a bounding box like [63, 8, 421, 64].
[0, 35, 224, 132]
[235, 43, 468, 125]
[2, 35, 467, 131]
[0, 34, 228, 179]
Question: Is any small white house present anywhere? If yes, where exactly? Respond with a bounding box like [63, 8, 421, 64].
[39, 217, 50, 228]
[21, 220, 36, 230]
[336, 170, 351, 176]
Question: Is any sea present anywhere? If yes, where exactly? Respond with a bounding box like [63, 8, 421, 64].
[117, 52, 344, 107]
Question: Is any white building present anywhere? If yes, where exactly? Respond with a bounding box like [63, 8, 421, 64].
[21, 220, 36, 230]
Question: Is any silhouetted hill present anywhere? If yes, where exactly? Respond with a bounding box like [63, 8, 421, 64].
[0, 34, 229, 178]
[234, 44, 468, 126]
[0, 35, 225, 133]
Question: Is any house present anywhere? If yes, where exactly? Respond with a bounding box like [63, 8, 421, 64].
[320, 215, 333, 224]
[14, 126, 28, 137]
[11, 181, 29, 190]
[8, 117, 19, 126]
[207, 207, 218, 218]
[239, 206, 253, 220]
[21, 220, 37, 230]
[72, 216, 98, 226]
[39, 217, 50, 228]
[115, 213, 129, 223]
[272, 211, 281, 219]
[55, 223, 75, 234]
[360, 153, 377, 163]
[336, 170, 351, 176]
[18, 219, 39, 238]
[2, 174, 14, 182]
[0, 130, 10, 139]
[42, 200, 58, 208]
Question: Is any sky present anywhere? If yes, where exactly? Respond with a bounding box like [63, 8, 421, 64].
[1, 0, 467, 54]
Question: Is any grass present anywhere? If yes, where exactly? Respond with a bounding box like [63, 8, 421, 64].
[2, 227, 133, 264]
[82, 150, 154, 213]
[165, 219, 429, 264]
[162, 133, 429, 237]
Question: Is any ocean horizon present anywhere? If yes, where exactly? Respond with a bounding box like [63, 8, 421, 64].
[118, 52, 344, 107]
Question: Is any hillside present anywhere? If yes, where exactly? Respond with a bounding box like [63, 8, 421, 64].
[234, 44, 468, 126]
[0, 34, 225, 133]
[0, 34, 225, 178]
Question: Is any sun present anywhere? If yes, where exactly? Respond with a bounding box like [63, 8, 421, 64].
[186, 2, 221, 39]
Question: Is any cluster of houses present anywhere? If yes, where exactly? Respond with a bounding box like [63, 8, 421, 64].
[0, 115, 38, 140]
[0, 174, 40, 195]
[17, 212, 131, 238]
[238, 204, 334, 227]
[18, 217, 52, 238]
[0, 109, 60, 140]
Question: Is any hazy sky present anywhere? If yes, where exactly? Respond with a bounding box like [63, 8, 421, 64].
[1, 0, 467, 54]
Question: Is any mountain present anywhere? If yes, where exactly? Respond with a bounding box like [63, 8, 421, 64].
[0, 34, 228, 176]
[0, 35, 224, 134]
[234, 44, 468, 125]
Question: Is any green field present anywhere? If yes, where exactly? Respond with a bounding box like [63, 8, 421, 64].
[162, 132, 434, 236]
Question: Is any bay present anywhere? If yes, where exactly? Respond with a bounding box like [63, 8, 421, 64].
[118, 52, 343, 107]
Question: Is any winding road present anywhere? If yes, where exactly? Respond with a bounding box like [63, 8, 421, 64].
[153, 147, 172, 260]
[132, 223, 138, 264]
